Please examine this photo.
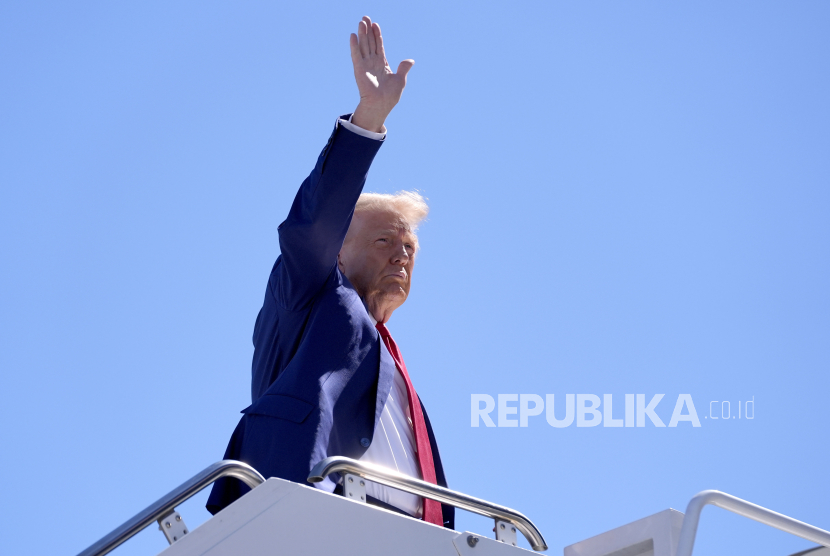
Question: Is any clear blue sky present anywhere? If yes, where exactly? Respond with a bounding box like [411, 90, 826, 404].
[1, 2, 828, 555]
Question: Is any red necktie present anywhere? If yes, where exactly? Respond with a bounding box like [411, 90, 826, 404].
[375, 322, 444, 527]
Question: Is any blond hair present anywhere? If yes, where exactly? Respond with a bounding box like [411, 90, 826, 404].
[353, 191, 429, 231]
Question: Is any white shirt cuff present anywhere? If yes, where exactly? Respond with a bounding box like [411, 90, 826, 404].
[339, 115, 387, 141]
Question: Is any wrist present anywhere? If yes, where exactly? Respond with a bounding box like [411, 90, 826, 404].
[351, 102, 390, 133]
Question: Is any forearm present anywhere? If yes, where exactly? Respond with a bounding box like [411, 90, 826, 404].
[274, 118, 384, 309]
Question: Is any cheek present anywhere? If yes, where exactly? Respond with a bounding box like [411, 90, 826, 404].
[341, 250, 367, 280]
[370, 252, 389, 270]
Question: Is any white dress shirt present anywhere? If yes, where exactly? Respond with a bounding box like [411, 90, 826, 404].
[360, 312, 423, 518]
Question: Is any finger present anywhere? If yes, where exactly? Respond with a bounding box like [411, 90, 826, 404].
[349, 33, 360, 65]
[360, 14, 371, 54]
[374, 22, 387, 63]
[357, 19, 368, 57]
[366, 19, 378, 55]
[396, 59, 414, 78]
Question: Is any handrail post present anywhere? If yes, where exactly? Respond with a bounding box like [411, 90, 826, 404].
[76, 460, 265, 556]
[308, 456, 548, 551]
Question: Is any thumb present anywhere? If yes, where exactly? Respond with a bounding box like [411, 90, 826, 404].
[396, 59, 414, 78]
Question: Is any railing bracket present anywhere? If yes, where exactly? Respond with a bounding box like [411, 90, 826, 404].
[157, 509, 189, 545]
[344, 473, 367, 503]
[496, 519, 518, 546]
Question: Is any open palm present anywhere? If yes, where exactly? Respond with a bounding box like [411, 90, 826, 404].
[349, 16, 414, 132]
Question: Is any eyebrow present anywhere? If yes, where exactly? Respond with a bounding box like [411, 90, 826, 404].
[372, 229, 418, 246]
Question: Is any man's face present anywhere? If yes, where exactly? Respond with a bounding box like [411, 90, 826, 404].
[338, 209, 417, 313]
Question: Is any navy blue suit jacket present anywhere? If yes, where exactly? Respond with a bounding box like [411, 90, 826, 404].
[206, 117, 454, 529]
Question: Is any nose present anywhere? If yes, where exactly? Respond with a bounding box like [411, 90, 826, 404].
[390, 242, 410, 265]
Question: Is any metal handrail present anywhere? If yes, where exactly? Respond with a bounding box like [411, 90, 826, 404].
[676, 490, 830, 556]
[308, 456, 548, 551]
[76, 460, 265, 556]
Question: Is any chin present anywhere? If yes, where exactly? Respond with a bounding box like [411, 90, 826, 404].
[383, 288, 408, 302]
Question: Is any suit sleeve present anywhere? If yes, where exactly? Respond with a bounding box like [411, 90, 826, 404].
[274, 116, 384, 310]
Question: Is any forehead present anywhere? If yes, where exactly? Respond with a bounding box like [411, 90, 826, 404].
[356, 209, 415, 237]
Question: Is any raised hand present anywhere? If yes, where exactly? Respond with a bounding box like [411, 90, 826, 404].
[349, 16, 414, 133]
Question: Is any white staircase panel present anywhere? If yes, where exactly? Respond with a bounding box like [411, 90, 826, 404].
[565, 509, 685, 556]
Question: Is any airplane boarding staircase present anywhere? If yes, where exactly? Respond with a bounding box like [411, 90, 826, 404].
[76, 457, 830, 556]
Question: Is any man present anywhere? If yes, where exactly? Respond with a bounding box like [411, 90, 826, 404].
[206, 16, 453, 529]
